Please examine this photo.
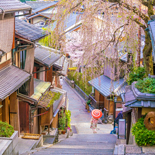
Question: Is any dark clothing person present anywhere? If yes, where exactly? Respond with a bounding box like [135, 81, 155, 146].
[115, 111, 123, 124]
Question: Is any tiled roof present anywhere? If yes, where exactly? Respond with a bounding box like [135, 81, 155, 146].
[32, 1, 58, 14]
[0, 65, 30, 101]
[31, 78, 51, 101]
[15, 18, 47, 41]
[88, 75, 125, 97]
[0, 0, 31, 14]
[34, 46, 62, 68]
[125, 82, 155, 108]
[26, 1, 52, 10]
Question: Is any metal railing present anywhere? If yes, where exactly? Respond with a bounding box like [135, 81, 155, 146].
[75, 84, 89, 100]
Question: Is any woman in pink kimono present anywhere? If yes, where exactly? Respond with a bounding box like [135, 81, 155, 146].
[90, 109, 102, 133]
[90, 117, 99, 133]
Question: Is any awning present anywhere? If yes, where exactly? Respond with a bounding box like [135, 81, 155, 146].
[0, 65, 30, 101]
[88, 75, 127, 97]
[34, 46, 62, 68]
[31, 78, 51, 101]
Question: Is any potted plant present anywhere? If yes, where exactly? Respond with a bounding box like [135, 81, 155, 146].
[86, 100, 90, 112]
[58, 108, 66, 134]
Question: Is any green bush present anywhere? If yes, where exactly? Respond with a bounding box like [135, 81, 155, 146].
[127, 67, 146, 85]
[68, 71, 92, 95]
[0, 121, 14, 137]
[135, 78, 155, 94]
[132, 116, 155, 146]
[65, 110, 71, 128]
[58, 108, 66, 130]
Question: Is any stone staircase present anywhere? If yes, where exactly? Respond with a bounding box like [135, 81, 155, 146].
[29, 133, 117, 155]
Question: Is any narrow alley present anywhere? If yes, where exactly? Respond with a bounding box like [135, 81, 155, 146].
[29, 79, 117, 155]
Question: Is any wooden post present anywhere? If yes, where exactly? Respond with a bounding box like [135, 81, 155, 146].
[52, 113, 58, 128]
[0, 101, 2, 121]
[2, 97, 10, 123]
[46, 67, 53, 83]
[10, 92, 20, 135]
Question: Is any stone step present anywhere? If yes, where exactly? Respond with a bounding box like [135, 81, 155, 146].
[31, 148, 114, 155]
[50, 144, 115, 149]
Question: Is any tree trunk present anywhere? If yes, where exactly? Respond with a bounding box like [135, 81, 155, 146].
[143, 31, 153, 75]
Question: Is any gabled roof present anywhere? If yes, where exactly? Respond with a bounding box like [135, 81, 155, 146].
[0, 65, 30, 101]
[88, 75, 126, 97]
[0, 0, 31, 14]
[15, 18, 46, 41]
[34, 46, 62, 68]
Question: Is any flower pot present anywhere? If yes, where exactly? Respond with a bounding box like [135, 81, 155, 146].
[58, 130, 62, 135]
[62, 130, 66, 134]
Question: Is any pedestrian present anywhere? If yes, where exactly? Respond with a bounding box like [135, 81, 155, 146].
[60, 76, 63, 86]
[90, 109, 102, 133]
[90, 116, 99, 133]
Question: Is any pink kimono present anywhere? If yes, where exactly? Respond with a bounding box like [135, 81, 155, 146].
[90, 117, 98, 133]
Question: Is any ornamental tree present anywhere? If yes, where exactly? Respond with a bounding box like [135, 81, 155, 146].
[47, 0, 154, 80]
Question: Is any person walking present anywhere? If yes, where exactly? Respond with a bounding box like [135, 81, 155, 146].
[60, 76, 63, 86]
[90, 109, 102, 133]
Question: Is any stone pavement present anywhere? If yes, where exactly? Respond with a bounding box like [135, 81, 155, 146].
[28, 79, 116, 155]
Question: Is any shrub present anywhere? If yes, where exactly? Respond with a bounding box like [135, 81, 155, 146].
[135, 78, 155, 94]
[132, 116, 155, 146]
[65, 110, 71, 128]
[0, 121, 14, 137]
[68, 71, 92, 95]
[58, 108, 66, 130]
[127, 67, 146, 85]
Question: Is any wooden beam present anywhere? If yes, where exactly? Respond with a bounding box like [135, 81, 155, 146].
[52, 113, 58, 128]
[0, 101, 2, 121]
[0, 59, 11, 70]
[2, 97, 10, 123]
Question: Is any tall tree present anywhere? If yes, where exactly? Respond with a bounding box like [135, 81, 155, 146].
[49, 0, 154, 78]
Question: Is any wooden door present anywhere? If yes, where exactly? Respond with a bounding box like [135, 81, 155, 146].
[19, 101, 29, 133]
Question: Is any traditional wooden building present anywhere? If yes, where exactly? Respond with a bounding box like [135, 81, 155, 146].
[88, 75, 126, 118]
[34, 45, 67, 132]
[123, 75, 155, 144]
[0, 0, 32, 135]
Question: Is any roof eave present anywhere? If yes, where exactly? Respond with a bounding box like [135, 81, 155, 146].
[0, 74, 30, 102]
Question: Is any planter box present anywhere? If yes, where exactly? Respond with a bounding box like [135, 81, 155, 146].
[0, 131, 18, 155]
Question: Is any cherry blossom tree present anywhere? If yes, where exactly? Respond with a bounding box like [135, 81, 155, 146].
[48, 0, 154, 79]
